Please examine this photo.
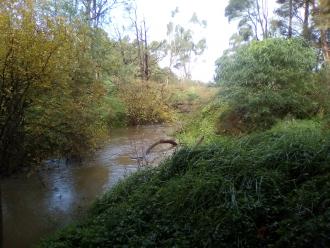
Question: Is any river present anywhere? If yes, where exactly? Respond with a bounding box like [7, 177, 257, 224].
[2, 125, 176, 248]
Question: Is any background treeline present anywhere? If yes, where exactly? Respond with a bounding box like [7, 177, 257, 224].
[0, 0, 214, 174]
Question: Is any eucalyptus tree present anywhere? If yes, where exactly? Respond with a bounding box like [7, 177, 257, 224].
[273, 0, 316, 40]
[225, 0, 270, 41]
[165, 9, 207, 79]
[315, 0, 330, 62]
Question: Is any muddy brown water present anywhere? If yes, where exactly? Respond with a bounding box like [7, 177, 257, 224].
[2, 125, 176, 248]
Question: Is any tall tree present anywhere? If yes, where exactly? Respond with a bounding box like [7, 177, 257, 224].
[314, 0, 330, 61]
[38, 0, 131, 28]
[127, 4, 151, 81]
[80, 0, 129, 27]
[289, 0, 293, 37]
[303, 0, 311, 39]
[274, 0, 315, 40]
[165, 9, 206, 79]
[225, 0, 270, 41]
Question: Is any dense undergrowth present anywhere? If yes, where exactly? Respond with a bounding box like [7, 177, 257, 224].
[41, 119, 330, 247]
[176, 98, 223, 145]
[107, 80, 217, 127]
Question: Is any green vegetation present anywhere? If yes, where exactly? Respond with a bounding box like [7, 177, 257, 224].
[41, 120, 330, 247]
[108, 79, 216, 127]
[215, 38, 324, 134]
[176, 99, 222, 145]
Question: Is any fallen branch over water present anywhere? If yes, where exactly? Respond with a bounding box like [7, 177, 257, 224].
[145, 139, 178, 155]
[131, 136, 203, 162]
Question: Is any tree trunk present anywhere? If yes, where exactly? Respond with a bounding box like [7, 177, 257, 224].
[288, 0, 293, 38]
[313, 0, 330, 62]
[85, 0, 92, 26]
[255, 0, 266, 39]
[139, 25, 145, 80]
[0, 181, 2, 248]
[320, 29, 330, 62]
[92, 0, 97, 27]
[261, 0, 269, 38]
[132, 8, 144, 80]
[303, 0, 310, 40]
[143, 19, 149, 81]
[134, 22, 142, 79]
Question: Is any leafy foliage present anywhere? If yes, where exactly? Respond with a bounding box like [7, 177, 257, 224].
[0, 0, 107, 173]
[118, 80, 174, 125]
[215, 38, 321, 134]
[165, 10, 207, 79]
[225, 0, 270, 41]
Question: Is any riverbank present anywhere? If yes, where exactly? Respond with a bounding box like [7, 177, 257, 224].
[40, 119, 330, 247]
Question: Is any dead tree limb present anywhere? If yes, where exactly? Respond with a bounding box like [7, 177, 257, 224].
[145, 139, 178, 155]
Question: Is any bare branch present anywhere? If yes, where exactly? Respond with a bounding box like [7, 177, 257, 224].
[146, 139, 178, 155]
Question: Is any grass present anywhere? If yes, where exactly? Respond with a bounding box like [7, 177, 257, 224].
[40, 119, 330, 247]
[176, 98, 226, 145]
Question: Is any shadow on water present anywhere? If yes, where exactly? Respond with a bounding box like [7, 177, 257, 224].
[2, 125, 175, 248]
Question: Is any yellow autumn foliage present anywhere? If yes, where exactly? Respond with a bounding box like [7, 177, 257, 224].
[118, 80, 175, 125]
[0, 0, 107, 173]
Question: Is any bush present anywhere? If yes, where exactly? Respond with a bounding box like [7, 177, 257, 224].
[102, 96, 128, 127]
[118, 80, 174, 125]
[40, 120, 330, 247]
[215, 38, 321, 134]
[0, 5, 108, 173]
[176, 100, 224, 145]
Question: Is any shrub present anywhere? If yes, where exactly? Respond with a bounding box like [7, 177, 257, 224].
[215, 38, 320, 134]
[118, 80, 174, 125]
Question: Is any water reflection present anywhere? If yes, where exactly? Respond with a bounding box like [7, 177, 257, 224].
[2, 125, 175, 248]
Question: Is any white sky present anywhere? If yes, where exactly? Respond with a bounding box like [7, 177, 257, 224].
[109, 0, 234, 82]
